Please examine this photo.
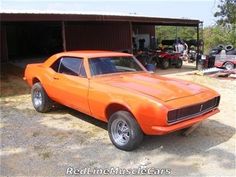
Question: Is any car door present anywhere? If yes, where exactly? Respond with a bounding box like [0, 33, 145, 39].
[49, 57, 90, 115]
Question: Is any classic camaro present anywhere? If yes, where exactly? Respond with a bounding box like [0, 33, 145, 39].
[24, 51, 220, 151]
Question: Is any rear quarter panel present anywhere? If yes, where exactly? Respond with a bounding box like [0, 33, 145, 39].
[24, 63, 56, 98]
[24, 63, 45, 87]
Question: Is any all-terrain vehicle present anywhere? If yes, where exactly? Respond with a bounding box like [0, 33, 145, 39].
[152, 47, 183, 69]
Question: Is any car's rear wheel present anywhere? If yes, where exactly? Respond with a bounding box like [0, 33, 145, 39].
[161, 59, 170, 69]
[175, 59, 183, 68]
[108, 111, 143, 151]
[31, 82, 52, 113]
[223, 62, 234, 70]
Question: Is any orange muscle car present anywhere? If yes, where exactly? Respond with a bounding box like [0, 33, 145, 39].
[24, 51, 220, 151]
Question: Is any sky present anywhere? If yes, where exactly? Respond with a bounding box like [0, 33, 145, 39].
[1, 0, 220, 27]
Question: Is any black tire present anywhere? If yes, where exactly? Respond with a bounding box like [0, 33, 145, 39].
[31, 82, 52, 113]
[161, 59, 170, 69]
[225, 45, 234, 51]
[108, 111, 143, 151]
[175, 59, 183, 68]
[217, 44, 224, 50]
[223, 61, 234, 70]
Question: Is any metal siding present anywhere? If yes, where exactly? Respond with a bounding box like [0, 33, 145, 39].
[65, 22, 131, 51]
[133, 25, 155, 36]
[0, 13, 200, 27]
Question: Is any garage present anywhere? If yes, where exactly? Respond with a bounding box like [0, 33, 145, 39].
[0, 12, 202, 67]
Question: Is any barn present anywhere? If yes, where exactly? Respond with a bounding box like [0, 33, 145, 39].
[0, 11, 202, 63]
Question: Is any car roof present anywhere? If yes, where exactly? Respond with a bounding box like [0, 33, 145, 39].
[43, 50, 133, 67]
[55, 50, 133, 58]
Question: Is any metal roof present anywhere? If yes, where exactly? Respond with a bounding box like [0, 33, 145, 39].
[0, 10, 201, 26]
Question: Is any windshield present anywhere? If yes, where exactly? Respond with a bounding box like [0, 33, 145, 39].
[89, 56, 145, 76]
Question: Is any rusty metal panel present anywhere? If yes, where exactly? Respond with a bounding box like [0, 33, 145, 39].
[65, 22, 131, 51]
[0, 13, 200, 27]
[133, 25, 155, 36]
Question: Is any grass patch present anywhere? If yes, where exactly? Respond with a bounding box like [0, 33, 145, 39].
[32, 131, 41, 137]
[39, 151, 52, 160]
[34, 145, 52, 160]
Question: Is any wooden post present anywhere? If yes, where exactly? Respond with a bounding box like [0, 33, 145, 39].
[197, 24, 200, 53]
[200, 22, 204, 53]
[129, 21, 133, 53]
[176, 26, 178, 38]
[196, 24, 200, 69]
[62, 21, 66, 51]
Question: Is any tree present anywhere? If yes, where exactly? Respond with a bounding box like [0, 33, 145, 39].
[155, 26, 197, 44]
[203, 26, 232, 53]
[214, 0, 236, 46]
[214, 0, 236, 25]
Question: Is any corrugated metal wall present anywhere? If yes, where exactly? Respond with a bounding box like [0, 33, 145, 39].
[133, 25, 155, 36]
[65, 22, 131, 51]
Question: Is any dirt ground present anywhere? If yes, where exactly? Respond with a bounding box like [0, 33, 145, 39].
[0, 64, 235, 176]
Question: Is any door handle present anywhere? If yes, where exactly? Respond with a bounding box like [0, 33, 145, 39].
[53, 76, 59, 80]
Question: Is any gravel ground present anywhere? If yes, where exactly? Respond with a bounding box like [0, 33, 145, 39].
[0, 68, 236, 177]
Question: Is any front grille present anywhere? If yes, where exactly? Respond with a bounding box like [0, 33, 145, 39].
[167, 96, 220, 124]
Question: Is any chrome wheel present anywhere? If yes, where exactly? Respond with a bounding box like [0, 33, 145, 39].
[33, 89, 42, 107]
[111, 118, 131, 146]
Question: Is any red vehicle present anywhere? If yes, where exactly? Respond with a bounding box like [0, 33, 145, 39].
[214, 54, 236, 70]
[24, 51, 220, 151]
[135, 50, 183, 70]
[156, 51, 183, 69]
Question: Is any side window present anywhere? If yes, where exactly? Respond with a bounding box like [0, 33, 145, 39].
[51, 59, 61, 72]
[59, 57, 82, 76]
[50, 57, 87, 77]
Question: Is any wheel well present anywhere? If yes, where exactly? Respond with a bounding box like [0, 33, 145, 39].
[224, 61, 234, 65]
[32, 77, 40, 84]
[105, 103, 132, 120]
[223, 61, 235, 69]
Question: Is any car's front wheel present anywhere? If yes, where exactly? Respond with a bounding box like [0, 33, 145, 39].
[108, 111, 143, 151]
[31, 82, 52, 113]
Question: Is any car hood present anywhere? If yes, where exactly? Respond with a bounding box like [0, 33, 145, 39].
[98, 72, 208, 102]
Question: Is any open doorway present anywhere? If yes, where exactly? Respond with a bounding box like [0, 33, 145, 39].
[6, 22, 63, 61]
[155, 25, 203, 70]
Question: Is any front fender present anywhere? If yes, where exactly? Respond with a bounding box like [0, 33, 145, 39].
[123, 95, 169, 133]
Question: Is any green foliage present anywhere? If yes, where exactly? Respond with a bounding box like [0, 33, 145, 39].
[214, 0, 236, 26]
[155, 26, 197, 44]
[210, 0, 236, 49]
[203, 25, 234, 53]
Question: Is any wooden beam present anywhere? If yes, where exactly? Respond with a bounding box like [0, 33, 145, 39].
[62, 21, 66, 51]
[196, 24, 200, 69]
[129, 21, 133, 53]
